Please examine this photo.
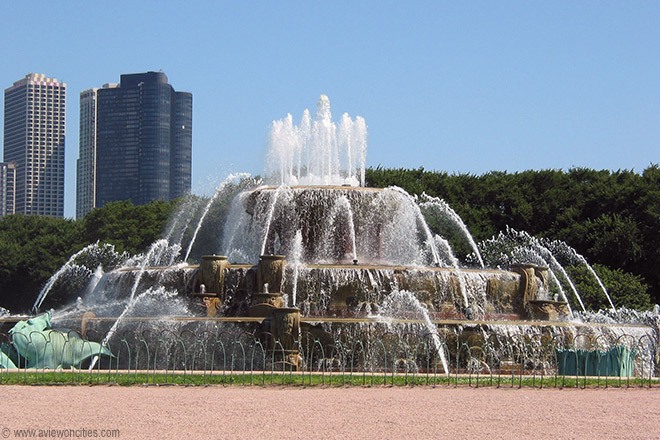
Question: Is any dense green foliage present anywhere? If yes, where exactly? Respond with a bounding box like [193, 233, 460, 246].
[0, 216, 81, 311]
[81, 200, 177, 255]
[366, 165, 660, 307]
[566, 264, 654, 312]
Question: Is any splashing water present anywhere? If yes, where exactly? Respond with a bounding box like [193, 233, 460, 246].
[378, 290, 449, 376]
[389, 187, 442, 266]
[86, 265, 104, 298]
[22, 95, 656, 380]
[581, 258, 616, 312]
[537, 248, 585, 312]
[507, 246, 574, 316]
[434, 234, 470, 308]
[418, 193, 484, 268]
[183, 173, 252, 262]
[33, 242, 128, 313]
[126, 239, 180, 302]
[478, 228, 586, 313]
[163, 195, 199, 247]
[320, 195, 358, 262]
[265, 95, 367, 187]
[89, 286, 180, 370]
[545, 240, 616, 312]
[289, 230, 304, 307]
[223, 184, 464, 267]
[260, 185, 285, 256]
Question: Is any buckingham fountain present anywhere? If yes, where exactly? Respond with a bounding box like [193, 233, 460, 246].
[1, 96, 658, 378]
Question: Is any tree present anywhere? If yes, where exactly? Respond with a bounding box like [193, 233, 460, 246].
[0, 215, 82, 312]
[566, 264, 653, 311]
[80, 200, 177, 254]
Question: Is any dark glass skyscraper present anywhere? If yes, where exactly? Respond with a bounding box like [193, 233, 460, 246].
[93, 71, 192, 208]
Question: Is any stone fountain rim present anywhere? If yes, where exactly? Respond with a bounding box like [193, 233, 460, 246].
[115, 263, 522, 276]
[252, 185, 386, 192]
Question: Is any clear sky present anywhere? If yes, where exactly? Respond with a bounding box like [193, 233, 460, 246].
[1, 1, 659, 218]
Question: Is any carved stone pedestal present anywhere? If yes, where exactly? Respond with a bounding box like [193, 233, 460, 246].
[257, 255, 286, 293]
[268, 307, 302, 370]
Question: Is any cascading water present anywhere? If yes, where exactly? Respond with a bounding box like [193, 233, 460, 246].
[320, 196, 358, 263]
[89, 286, 185, 370]
[163, 196, 199, 248]
[84, 239, 183, 369]
[378, 290, 449, 375]
[33, 261, 92, 313]
[544, 252, 586, 312]
[259, 185, 285, 257]
[183, 173, 252, 262]
[222, 185, 459, 267]
[33, 242, 129, 313]
[478, 228, 587, 313]
[580, 258, 616, 312]
[390, 187, 442, 267]
[86, 265, 104, 299]
[418, 193, 485, 268]
[434, 235, 473, 311]
[545, 240, 616, 312]
[501, 245, 573, 315]
[126, 239, 179, 302]
[289, 230, 304, 307]
[434, 235, 459, 268]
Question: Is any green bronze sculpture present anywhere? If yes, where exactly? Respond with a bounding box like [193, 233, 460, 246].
[0, 349, 17, 369]
[3, 311, 113, 369]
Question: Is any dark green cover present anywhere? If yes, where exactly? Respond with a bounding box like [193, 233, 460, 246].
[556, 346, 635, 377]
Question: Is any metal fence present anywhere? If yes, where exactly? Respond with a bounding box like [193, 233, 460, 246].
[1, 325, 657, 387]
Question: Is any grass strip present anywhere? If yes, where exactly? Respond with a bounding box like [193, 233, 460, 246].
[0, 370, 656, 388]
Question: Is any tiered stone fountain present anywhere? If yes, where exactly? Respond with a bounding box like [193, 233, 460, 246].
[11, 95, 657, 376]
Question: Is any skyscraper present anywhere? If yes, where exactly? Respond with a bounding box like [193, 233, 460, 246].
[76, 87, 98, 219]
[3, 73, 66, 217]
[89, 71, 192, 210]
[0, 162, 17, 216]
[76, 84, 119, 219]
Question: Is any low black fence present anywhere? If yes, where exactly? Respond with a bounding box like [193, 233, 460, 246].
[0, 324, 657, 387]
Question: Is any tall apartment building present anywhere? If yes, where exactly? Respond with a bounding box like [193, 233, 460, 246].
[3, 73, 66, 217]
[80, 71, 191, 212]
[0, 162, 17, 216]
[76, 88, 98, 219]
[76, 84, 119, 218]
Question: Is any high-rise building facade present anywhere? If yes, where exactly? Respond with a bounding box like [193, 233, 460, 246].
[90, 71, 192, 209]
[76, 84, 119, 219]
[76, 87, 98, 219]
[3, 73, 66, 217]
[0, 162, 17, 216]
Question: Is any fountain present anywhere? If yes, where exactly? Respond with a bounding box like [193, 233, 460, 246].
[1, 95, 657, 379]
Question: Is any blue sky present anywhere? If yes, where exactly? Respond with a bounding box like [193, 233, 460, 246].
[1, 1, 659, 218]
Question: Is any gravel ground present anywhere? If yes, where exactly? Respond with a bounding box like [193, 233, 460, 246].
[1, 385, 658, 439]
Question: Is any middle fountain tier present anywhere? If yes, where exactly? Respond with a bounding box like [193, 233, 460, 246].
[194, 184, 561, 322]
[224, 185, 454, 267]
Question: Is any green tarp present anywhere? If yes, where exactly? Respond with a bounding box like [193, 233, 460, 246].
[555, 346, 635, 377]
